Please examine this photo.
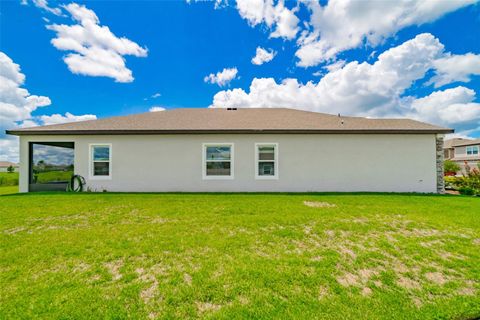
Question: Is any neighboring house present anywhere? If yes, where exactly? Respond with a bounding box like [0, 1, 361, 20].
[0, 161, 19, 172]
[6, 108, 452, 193]
[444, 138, 480, 173]
[443, 138, 464, 160]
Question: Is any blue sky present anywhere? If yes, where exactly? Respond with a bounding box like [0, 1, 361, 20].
[1, 0, 480, 161]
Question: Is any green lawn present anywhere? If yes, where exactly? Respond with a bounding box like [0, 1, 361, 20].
[35, 170, 73, 183]
[0, 185, 19, 195]
[0, 193, 479, 319]
[0, 172, 19, 186]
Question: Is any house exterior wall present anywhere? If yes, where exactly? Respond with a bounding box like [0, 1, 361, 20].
[454, 145, 480, 157]
[19, 133, 438, 193]
[443, 148, 454, 160]
[452, 144, 480, 173]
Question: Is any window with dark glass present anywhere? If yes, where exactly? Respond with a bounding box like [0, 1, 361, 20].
[466, 146, 479, 155]
[91, 145, 111, 177]
[204, 145, 232, 177]
[256, 144, 277, 179]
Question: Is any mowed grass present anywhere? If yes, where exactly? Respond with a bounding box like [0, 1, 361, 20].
[0, 193, 479, 319]
[0, 172, 19, 186]
[35, 170, 73, 183]
[0, 185, 19, 195]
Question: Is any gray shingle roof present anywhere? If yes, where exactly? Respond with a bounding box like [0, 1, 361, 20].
[6, 108, 453, 135]
[450, 138, 480, 147]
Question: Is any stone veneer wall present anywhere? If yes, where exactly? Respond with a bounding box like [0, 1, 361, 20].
[436, 135, 445, 193]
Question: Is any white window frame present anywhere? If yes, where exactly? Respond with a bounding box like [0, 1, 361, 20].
[89, 143, 112, 180]
[255, 143, 279, 180]
[202, 143, 234, 180]
[466, 145, 479, 155]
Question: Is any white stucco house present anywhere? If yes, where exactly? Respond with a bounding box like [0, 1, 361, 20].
[6, 108, 452, 193]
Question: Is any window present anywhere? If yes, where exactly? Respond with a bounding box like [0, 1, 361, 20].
[466, 146, 479, 155]
[255, 143, 278, 179]
[90, 144, 111, 179]
[203, 143, 233, 179]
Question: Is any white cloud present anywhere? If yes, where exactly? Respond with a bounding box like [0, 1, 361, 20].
[32, 0, 63, 16]
[209, 33, 480, 135]
[187, 0, 227, 9]
[149, 106, 166, 112]
[323, 60, 346, 72]
[429, 53, 480, 88]
[151, 92, 161, 98]
[295, 0, 476, 67]
[236, 0, 299, 39]
[19, 120, 39, 128]
[211, 33, 443, 115]
[408, 86, 480, 126]
[0, 136, 19, 162]
[40, 112, 97, 125]
[251, 47, 276, 65]
[21, 0, 63, 16]
[0, 52, 96, 162]
[0, 52, 51, 133]
[204, 67, 238, 86]
[46, 3, 147, 83]
[0, 52, 50, 162]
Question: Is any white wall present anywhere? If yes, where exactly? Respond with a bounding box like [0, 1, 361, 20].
[19, 133, 438, 193]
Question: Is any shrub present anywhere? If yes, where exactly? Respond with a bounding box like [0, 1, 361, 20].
[457, 162, 480, 195]
[444, 160, 460, 175]
[444, 176, 458, 189]
[459, 186, 475, 195]
[6, 165, 15, 173]
[445, 162, 480, 195]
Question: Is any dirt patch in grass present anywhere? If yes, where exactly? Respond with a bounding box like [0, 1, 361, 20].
[136, 268, 159, 304]
[290, 213, 478, 308]
[183, 273, 192, 286]
[3, 226, 26, 234]
[458, 281, 476, 296]
[318, 286, 329, 299]
[104, 259, 123, 281]
[303, 201, 336, 208]
[397, 276, 421, 290]
[237, 296, 249, 305]
[140, 278, 158, 304]
[361, 287, 372, 296]
[73, 262, 90, 273]
[358, 268, 379, 282]
[337, 273, 359, 287]
[324, 230, 335, 238]
[339, 246, 357, 259]
[425, 272, 448, 285]
[196, 301, 221, 314]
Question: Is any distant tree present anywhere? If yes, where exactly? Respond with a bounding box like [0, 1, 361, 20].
[7, 165, 14, 173]
[444, 160, 460, 176]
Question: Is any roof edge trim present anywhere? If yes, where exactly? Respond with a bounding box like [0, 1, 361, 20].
[6, 128, 454, 136]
